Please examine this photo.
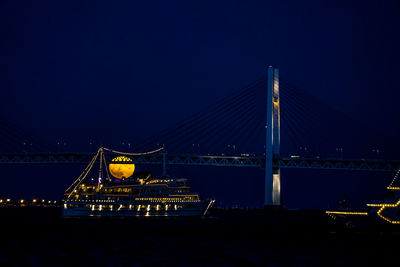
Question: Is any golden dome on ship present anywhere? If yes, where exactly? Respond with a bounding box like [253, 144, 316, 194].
[109, 156, 135, 179]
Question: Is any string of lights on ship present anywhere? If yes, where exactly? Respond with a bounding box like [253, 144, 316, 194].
[326, 168, 400, 224]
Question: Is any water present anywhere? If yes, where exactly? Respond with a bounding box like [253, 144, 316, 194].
[0, 207, 399, 266]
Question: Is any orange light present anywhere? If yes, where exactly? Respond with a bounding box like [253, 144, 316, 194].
[109, 156, 135, 179]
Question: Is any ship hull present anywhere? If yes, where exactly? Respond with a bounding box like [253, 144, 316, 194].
[62, 200, 214, 217]
[327, 213, 386, 229]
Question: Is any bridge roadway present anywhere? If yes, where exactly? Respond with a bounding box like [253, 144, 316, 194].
[0, 152, 399, 172]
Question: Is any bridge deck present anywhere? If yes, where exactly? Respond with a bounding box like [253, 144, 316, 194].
[0, 152, 398, 172]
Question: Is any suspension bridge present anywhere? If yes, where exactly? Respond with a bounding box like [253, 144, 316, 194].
[1, 66, 399, 207]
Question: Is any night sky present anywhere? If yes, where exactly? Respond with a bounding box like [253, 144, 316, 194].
[1, 0, 400, 209]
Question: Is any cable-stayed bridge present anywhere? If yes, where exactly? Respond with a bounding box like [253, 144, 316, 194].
[1, 66, 399, 206]
[1, 152, 399, 172]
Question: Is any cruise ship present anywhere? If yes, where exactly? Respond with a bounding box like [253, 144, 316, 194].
[62, 148, 214, 217]
[326, 168, 400, 227]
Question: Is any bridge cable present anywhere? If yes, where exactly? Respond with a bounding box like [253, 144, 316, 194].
[135, 84, 261, 152]
[134, 80, 264, 151]
[138, 86, 259, 153]
[170, 89, 260, 153]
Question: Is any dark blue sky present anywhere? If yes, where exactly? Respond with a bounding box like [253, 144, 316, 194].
[1, 0, 399, 208]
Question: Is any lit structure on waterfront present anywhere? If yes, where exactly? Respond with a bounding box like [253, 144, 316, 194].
[62, 147, 214, 216]
[0, 198, 58, 207]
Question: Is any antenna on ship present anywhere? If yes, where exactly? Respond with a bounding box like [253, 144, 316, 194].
[98, 147, 103, 189]
[102, 151, 111, 183]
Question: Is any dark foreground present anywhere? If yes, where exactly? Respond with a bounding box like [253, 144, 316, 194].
[0, 208, 399, 266]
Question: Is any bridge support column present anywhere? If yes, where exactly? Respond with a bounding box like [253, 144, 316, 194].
[265, 66, 281, 207]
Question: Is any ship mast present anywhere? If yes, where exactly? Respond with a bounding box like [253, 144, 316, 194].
[98, 148, 103, 189]
[65, 146, 164, 198]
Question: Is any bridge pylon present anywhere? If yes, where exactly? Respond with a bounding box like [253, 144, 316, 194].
[265, 66, 281, 207]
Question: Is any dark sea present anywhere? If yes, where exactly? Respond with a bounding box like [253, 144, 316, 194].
[0, 207, 399, 266]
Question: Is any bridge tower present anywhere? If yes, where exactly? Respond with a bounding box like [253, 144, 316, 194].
[265, 66, 281, 207]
